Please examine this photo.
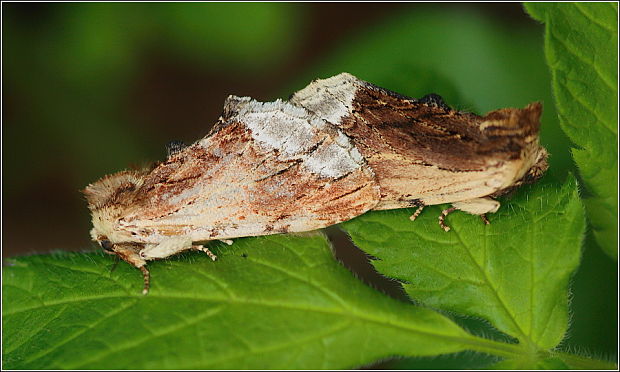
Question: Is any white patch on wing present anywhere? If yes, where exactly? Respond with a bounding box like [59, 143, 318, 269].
[304, 135, 363, 178]
[289, 72, 360, 124]
[221, 95, 364, 179]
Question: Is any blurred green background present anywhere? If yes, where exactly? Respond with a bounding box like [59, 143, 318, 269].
[2, 2, 616, 368]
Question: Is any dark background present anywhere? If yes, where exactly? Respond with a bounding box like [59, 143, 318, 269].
[2, 2, 616, 368]
[3, 2, 415, 258]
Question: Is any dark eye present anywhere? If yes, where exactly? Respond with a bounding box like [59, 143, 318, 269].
[100, 240, 114, 252]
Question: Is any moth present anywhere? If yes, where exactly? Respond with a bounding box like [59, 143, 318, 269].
[84, 73, 548, 294]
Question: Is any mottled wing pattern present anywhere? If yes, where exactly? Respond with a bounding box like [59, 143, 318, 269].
[119, 96, 380, 243]
[291, 73, 542, 208]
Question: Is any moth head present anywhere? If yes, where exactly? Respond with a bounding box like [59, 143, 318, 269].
[93, 234, 147, 286]
[83, 170, 146, 210]
[83, 169, 147, 245]
[97, 236, 115, 253]
[94, 234, 142, 254]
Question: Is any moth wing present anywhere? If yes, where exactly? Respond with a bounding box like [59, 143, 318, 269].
[120, 97, 380, 242]
[291, 73, 543, 207]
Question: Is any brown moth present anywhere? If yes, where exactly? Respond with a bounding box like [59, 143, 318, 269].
[84, 72, 548, 294]
[290, 73, 548, 227]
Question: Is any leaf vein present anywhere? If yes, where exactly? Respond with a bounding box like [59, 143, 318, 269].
[245, 256, 350, 309]
[549, 27, 615, 91]
[21, 299, 139, 366]
[69, 304, 226, 368]
[574, 3, 616, 32]
[4, 304, 69, 354]
[450, 227, 532, 345]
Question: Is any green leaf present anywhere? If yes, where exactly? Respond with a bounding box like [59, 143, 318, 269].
[382, 351, 500, 370]
[489, 356, 569, 370]
[342, 176, 585, 350]
[555, 351, 619, 370]
[524, 2, 618, 259]
[4, 234, 481, 369]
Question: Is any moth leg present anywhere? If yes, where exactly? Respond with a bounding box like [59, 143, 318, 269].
[140, 236, 193, 260]
[139, 266, 150, 295]
[193, 244, 218, 261]
[409, 202, 425, 221]
[451, 197, 500, 216]
[218, 239, 234, 246]
[438, 207, 457, 232]
[439, 197, 500, 231]
[112, 244, 150, 295]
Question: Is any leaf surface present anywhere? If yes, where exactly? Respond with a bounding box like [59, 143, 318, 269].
[525, 2, 618, 258]
[3, 234, 475, 369]
[342, 176, 585, 350]
[489, 356, 569, 370]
